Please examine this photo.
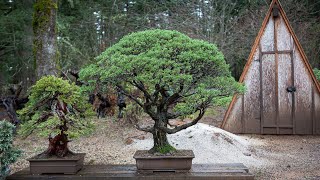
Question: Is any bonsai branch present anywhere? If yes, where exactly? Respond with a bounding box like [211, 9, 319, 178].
[116, 85, 143, 107]
[134, 124, 154, 133]
[159, 108, 206, 134]
[132, 80, 153, 102]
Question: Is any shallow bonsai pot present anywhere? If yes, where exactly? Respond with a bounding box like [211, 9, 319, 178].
[28, 153, 85, 174]
[133, 150, 194, 172]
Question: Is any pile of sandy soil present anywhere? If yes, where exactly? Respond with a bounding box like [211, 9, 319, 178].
[130, 123, 268, 167]
[10, 119, 320, 180]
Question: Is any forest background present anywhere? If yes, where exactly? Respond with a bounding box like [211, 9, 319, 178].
[1, 0, 319, 94]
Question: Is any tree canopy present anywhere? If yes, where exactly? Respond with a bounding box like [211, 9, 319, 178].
[1, 0, 320, 94]
[80, 29, 243, 153]
[18, 76, 94, 139]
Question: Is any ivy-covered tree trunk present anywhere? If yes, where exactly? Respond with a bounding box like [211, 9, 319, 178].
[33, 0, 58, 79]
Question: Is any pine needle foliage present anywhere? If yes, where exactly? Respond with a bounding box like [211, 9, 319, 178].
[0, 121, 21, 178]
[18, 75, 94, 139]
[80, 29, 244, 153]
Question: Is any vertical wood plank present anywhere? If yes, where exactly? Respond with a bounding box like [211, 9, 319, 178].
[293, 45, 312, 134]
[274, 16, 280, 134]
[259, 45, 264, 134]
[276, 16, 293, 51]
[312, 87, 315, 134]
[261, 18, 274, 52]
[291, 45, 296, 134]
[262, 54, 277, 127]
[243, 48, 261, 133]
[223, 96, 243, 133]
[314, 87, 320, 135]
[278, 54, 293, 126]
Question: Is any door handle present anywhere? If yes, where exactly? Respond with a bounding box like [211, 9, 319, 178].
[287, 86, 296, 93]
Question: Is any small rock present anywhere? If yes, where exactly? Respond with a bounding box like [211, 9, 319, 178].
[287, 165, 291, 168]
[125, 138, 134, 145]
[189, 136, 193, 138]
[136, 135, 145, 140]
[243, 152, 251, 156]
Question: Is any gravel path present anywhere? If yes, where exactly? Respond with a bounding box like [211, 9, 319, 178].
[10, 119, 320, 180]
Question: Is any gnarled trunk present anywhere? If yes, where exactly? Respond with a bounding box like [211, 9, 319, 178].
[150, 128, 170, 153]
[149, 114, 174, 154]
[45, 132, 71, 157]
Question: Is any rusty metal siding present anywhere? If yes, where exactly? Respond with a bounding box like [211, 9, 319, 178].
[243, 49, 261, 133]
[223, 96, 243, 133]
[293, 46, 313, 134]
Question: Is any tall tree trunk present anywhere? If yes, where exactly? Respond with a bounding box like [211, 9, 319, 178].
[33, 0, 58, 79]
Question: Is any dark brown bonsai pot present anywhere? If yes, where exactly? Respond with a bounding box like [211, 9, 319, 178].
[133, 150, 194, 172]
[28, 153, 85, 174]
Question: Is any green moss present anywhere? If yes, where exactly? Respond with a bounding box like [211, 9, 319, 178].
[33, 38, 42, 70]
[32, 0, 58, 32]
[156, 144, 177, 154]
[32, 0, 59, 75]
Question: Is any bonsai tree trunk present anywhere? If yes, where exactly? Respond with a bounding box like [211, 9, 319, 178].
[45, 132, 71, 157]
[150, 128, 172, 153]
[43, 101, 72, 157]
[149, 114, 175, 154]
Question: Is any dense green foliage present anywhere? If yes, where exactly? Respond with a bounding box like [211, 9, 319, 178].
[0, 121, 21, 178]
[18, 76, 94, 139]
[314, 68, 320, 81]
[1, 0, 320, 92]
[81, 29, 243, 153]
[81, 29, 243, 116]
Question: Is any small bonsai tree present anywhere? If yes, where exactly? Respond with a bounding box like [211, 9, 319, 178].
[80, 29, 243, 154]
[0, 121, 21, 178]
[18, 76, 94, 157]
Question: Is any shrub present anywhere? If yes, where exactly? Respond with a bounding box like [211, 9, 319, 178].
[0, 121, 21, 178]
[18, 75, 94, 157]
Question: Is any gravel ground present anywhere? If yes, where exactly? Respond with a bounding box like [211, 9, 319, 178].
[10, 118, 320, 180]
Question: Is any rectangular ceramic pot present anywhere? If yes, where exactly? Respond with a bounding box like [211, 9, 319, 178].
[133, 150, 194, 172]
[28, 153, 85, 174]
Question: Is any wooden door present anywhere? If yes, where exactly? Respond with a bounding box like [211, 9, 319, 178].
[260, 52, 295, 134]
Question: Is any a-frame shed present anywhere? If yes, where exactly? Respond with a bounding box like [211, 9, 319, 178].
[221, 0, 320, 134]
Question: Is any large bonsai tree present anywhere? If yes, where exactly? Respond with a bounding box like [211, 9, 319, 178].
[18, 76, 94, 157]
[80, 29, 243, 153]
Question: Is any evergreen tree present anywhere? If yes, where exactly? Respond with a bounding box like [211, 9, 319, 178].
[80, 29, 243, 153]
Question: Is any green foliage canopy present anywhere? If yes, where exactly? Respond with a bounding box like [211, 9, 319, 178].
[81, 29, 243, 121]
[0, 121, 21, 178]
[314, 68, 320, 81]
[18, 75, 94, 139]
